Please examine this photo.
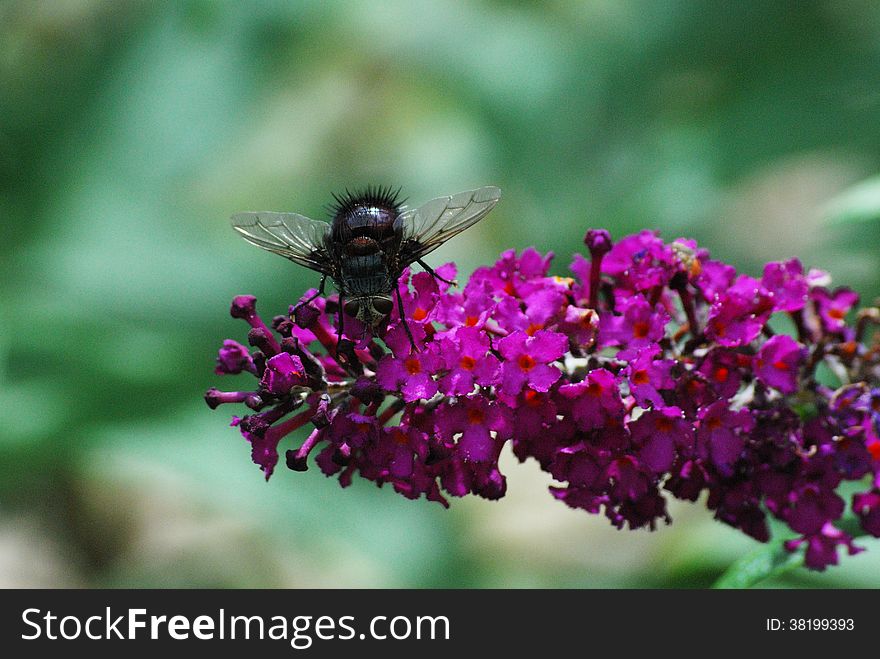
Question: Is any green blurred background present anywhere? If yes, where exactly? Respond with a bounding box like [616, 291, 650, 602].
[2, 0, 880, 588]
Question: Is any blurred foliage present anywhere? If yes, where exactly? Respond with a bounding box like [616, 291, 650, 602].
[2, 0, 879, 588]
[823, 175, 880, 226]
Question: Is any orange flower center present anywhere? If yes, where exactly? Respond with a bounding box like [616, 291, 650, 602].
[632, 369, 650, 386]
[706, 417, 722, 430]
[632, 321, 650, 339]
[524, 389, 542, 407]
[772, 360, 789, 371]
[828, 308, 845, 320]
[413, 307, 428, 321]
[517, 354, 536, 371]
[465, 315, 479, 327]
[467, 408, 485, 425]
[587, 381, 602, 396]
[713, 367, 729, 383]
[655, 417, 674, 432]
[868, 441, 880, 461]
[526, 322, 543, 336]
[404, 357, 422, 375]
[460, 355, 476, 370]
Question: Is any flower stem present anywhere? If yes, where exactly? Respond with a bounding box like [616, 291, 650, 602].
[713, 516, 868, 588]
[713, 537, 803, 589]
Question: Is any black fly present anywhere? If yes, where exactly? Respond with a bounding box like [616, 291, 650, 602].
[231, 186, 502, 351]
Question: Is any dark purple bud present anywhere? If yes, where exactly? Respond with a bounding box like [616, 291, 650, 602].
[584, 230, 612, 309]
[252, 351, 267, 377]
[230, 295, 258, 320]
[311, 393, 333, 428]
[215, 339, 254, 375]
[228, 296, 281, 353]
[292, 303, 320, 328]
[584, 229, 612, 257]
[286, 450, 309, 471]
[248, 327, 278, 356]
[205, 388, 242, 409]
[244, 394, 264, 410]
[204, 389, 220, 409]
[273, 315, 295, 337]
[351, 378, 384, 406]
[332, 446, 351, 466]
[205, 389, 262, 411]
[285, 427, 324, 472]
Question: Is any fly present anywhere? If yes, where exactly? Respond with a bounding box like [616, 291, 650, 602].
[231, 185, 502, 351]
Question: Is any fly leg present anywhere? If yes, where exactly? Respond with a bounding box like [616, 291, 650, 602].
[291, 273, 327, 319]
[337, 291, 345, 344]
[417, 259, 457, 287]
[334, 292, 362, 373]
[395, 284, 419, 352]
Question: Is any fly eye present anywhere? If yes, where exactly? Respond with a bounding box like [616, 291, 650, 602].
[373, 297, 393, 316]
[343, 300, 360, 317]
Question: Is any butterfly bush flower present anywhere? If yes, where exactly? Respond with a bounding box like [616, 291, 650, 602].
[207, 231, 880, 571]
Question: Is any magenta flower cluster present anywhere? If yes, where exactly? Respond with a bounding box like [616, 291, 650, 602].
[207, 230, 880, 570]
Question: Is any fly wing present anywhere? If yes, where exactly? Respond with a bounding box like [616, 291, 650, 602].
[231, 211, 333, 274]
[397, 186, 501, 264]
